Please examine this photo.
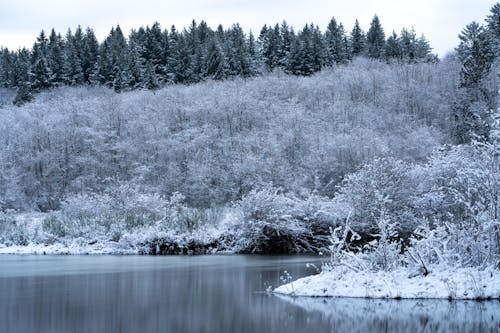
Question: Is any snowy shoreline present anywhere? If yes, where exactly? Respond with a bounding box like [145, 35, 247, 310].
[274, 266, 500, 300]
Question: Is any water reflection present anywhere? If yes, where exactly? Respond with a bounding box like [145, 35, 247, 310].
[276, 295, 500, 333]
[0, 255, 498, 333]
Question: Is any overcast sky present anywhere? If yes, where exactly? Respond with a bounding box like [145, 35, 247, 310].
[0, 0, 496, 56]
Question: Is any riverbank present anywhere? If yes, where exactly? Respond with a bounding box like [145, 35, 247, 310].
[274, 266, 500, 300]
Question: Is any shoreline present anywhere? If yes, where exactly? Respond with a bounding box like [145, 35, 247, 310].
[273, 266, 500, 300]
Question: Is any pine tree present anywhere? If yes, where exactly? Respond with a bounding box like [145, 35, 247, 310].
[247, 31, 260, 74]
[13, 81, 33, 106]
[325, 18, 348, 65]
[30, 30, 52, 91]
[414, 34, 434, 62]
[486, 2, 500, 57]
[456, 22, 495, 91]
[278, 21, 294, 68]
[47, 29, 64, 86]
[384, 31, 401, 61]
[205, 38, 225, 80]
[311, 24, 326, 71]
[145, 22, 166, 83]
[227, 24, 251, 77]
[259, 24, 280, 71]
[366, 15, 386, 59]
[82, 28, 99, 83]
[144, 60, 159, 90]
[127, 41, 145, 89]
[63, 28, 84, 85]
[399, 28, 416, 62]
[454, 22, 496, 144]
[0, 48, 13, 87]
[167, 25, 181, 83]
[350, 19, 366, 56]
[11, 48, 31, 88]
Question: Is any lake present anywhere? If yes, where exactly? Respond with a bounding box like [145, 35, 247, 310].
[0, 255, 498, 333]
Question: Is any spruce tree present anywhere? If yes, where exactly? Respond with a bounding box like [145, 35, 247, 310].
[325, 18, 348, 65]
[30, 30, 52, 91]
[486, 2, 500, 57]
[205, 38, 225, 80]
[454, 21, 496, 143]
[456, 22, 495, 91]
[350, 19, 366, 56]
[82, 28, 99, 83]
[47, 29, 64, 86]
[0, 49, 12, 88]
[63, 28, 84, 85]
[399, 28, 416, 62]
[366, 15, 386, 59]
[384, 31, 401, 61]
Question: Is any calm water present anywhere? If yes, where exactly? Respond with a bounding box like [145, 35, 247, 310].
[0, 255, 498, 333]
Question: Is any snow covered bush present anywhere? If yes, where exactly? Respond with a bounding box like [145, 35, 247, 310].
[43, 185, 166, 241]
[0, 210, 28, 245]
[334, 157, 418, 235]
[233, 185, 340, 253]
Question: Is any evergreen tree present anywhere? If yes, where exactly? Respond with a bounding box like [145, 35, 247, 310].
[366, 15, 386, 59]
[399, 28, 416, 62]
[145, 22, 166, 83]
[456, 22, 495, 91]
[227, 24, 251, 77]
[384, 31, 401, 61]
[247, 31, 260, 74]
[82, 28, 99, 83]
[350, 19, 366, 56]
[144, 60, 159, 90]
[47, 29, 64, 86]
[11, 48, 31, 88]
[0, 48, 13, 87]
[278, 21, 294, 68]
[311, 24, 326, 71]
[167, 25, 181, 83]
[454, 22, 496, 144]
[325, 18, 348, 65]
[13, 81, 33, 106]
[414, 34, 434, 62]
[259, 24, 280, 71]
[30, 30, 52, 91]
[486, 2, 500, 57]
[63, 28, 84, 85]
[205, 38, 225, 80]
[127, 41, 145, 89]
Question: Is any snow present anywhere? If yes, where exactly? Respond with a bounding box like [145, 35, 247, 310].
[274, 266, 500, 300]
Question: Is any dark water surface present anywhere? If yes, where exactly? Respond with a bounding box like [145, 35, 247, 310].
[0, 255, 498, 333]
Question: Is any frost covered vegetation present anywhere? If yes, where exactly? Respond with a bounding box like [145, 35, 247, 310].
[0, 3, 499, 277]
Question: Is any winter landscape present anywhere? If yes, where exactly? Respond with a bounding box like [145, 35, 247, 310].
[0, 0, 499, 332]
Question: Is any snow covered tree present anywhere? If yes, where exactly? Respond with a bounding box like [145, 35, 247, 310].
[325, 18, 349, 65]
[205, 38, 225, 80]
[366, 15, 385, 59]
[82, 28, 99, 83]
[384, 31, 401, 61]
[30, 30, 52, 91]
[47, 29, 64, 86]
[486, 2, 500, 58]
[259, 24, 280, 71]
[63, 28, 84, 85]
[453, 22, 496, 143]
[350, 19, 366, 57]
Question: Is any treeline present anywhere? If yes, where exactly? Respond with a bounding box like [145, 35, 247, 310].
[1, 15, 437, 104]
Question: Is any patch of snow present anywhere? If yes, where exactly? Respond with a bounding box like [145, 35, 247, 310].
[274, 266, 500, 300]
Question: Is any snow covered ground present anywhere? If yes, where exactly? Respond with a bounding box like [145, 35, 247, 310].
[274, 266, 500, 300]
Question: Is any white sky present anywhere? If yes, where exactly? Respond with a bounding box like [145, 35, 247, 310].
[0, 0, 496, 56]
